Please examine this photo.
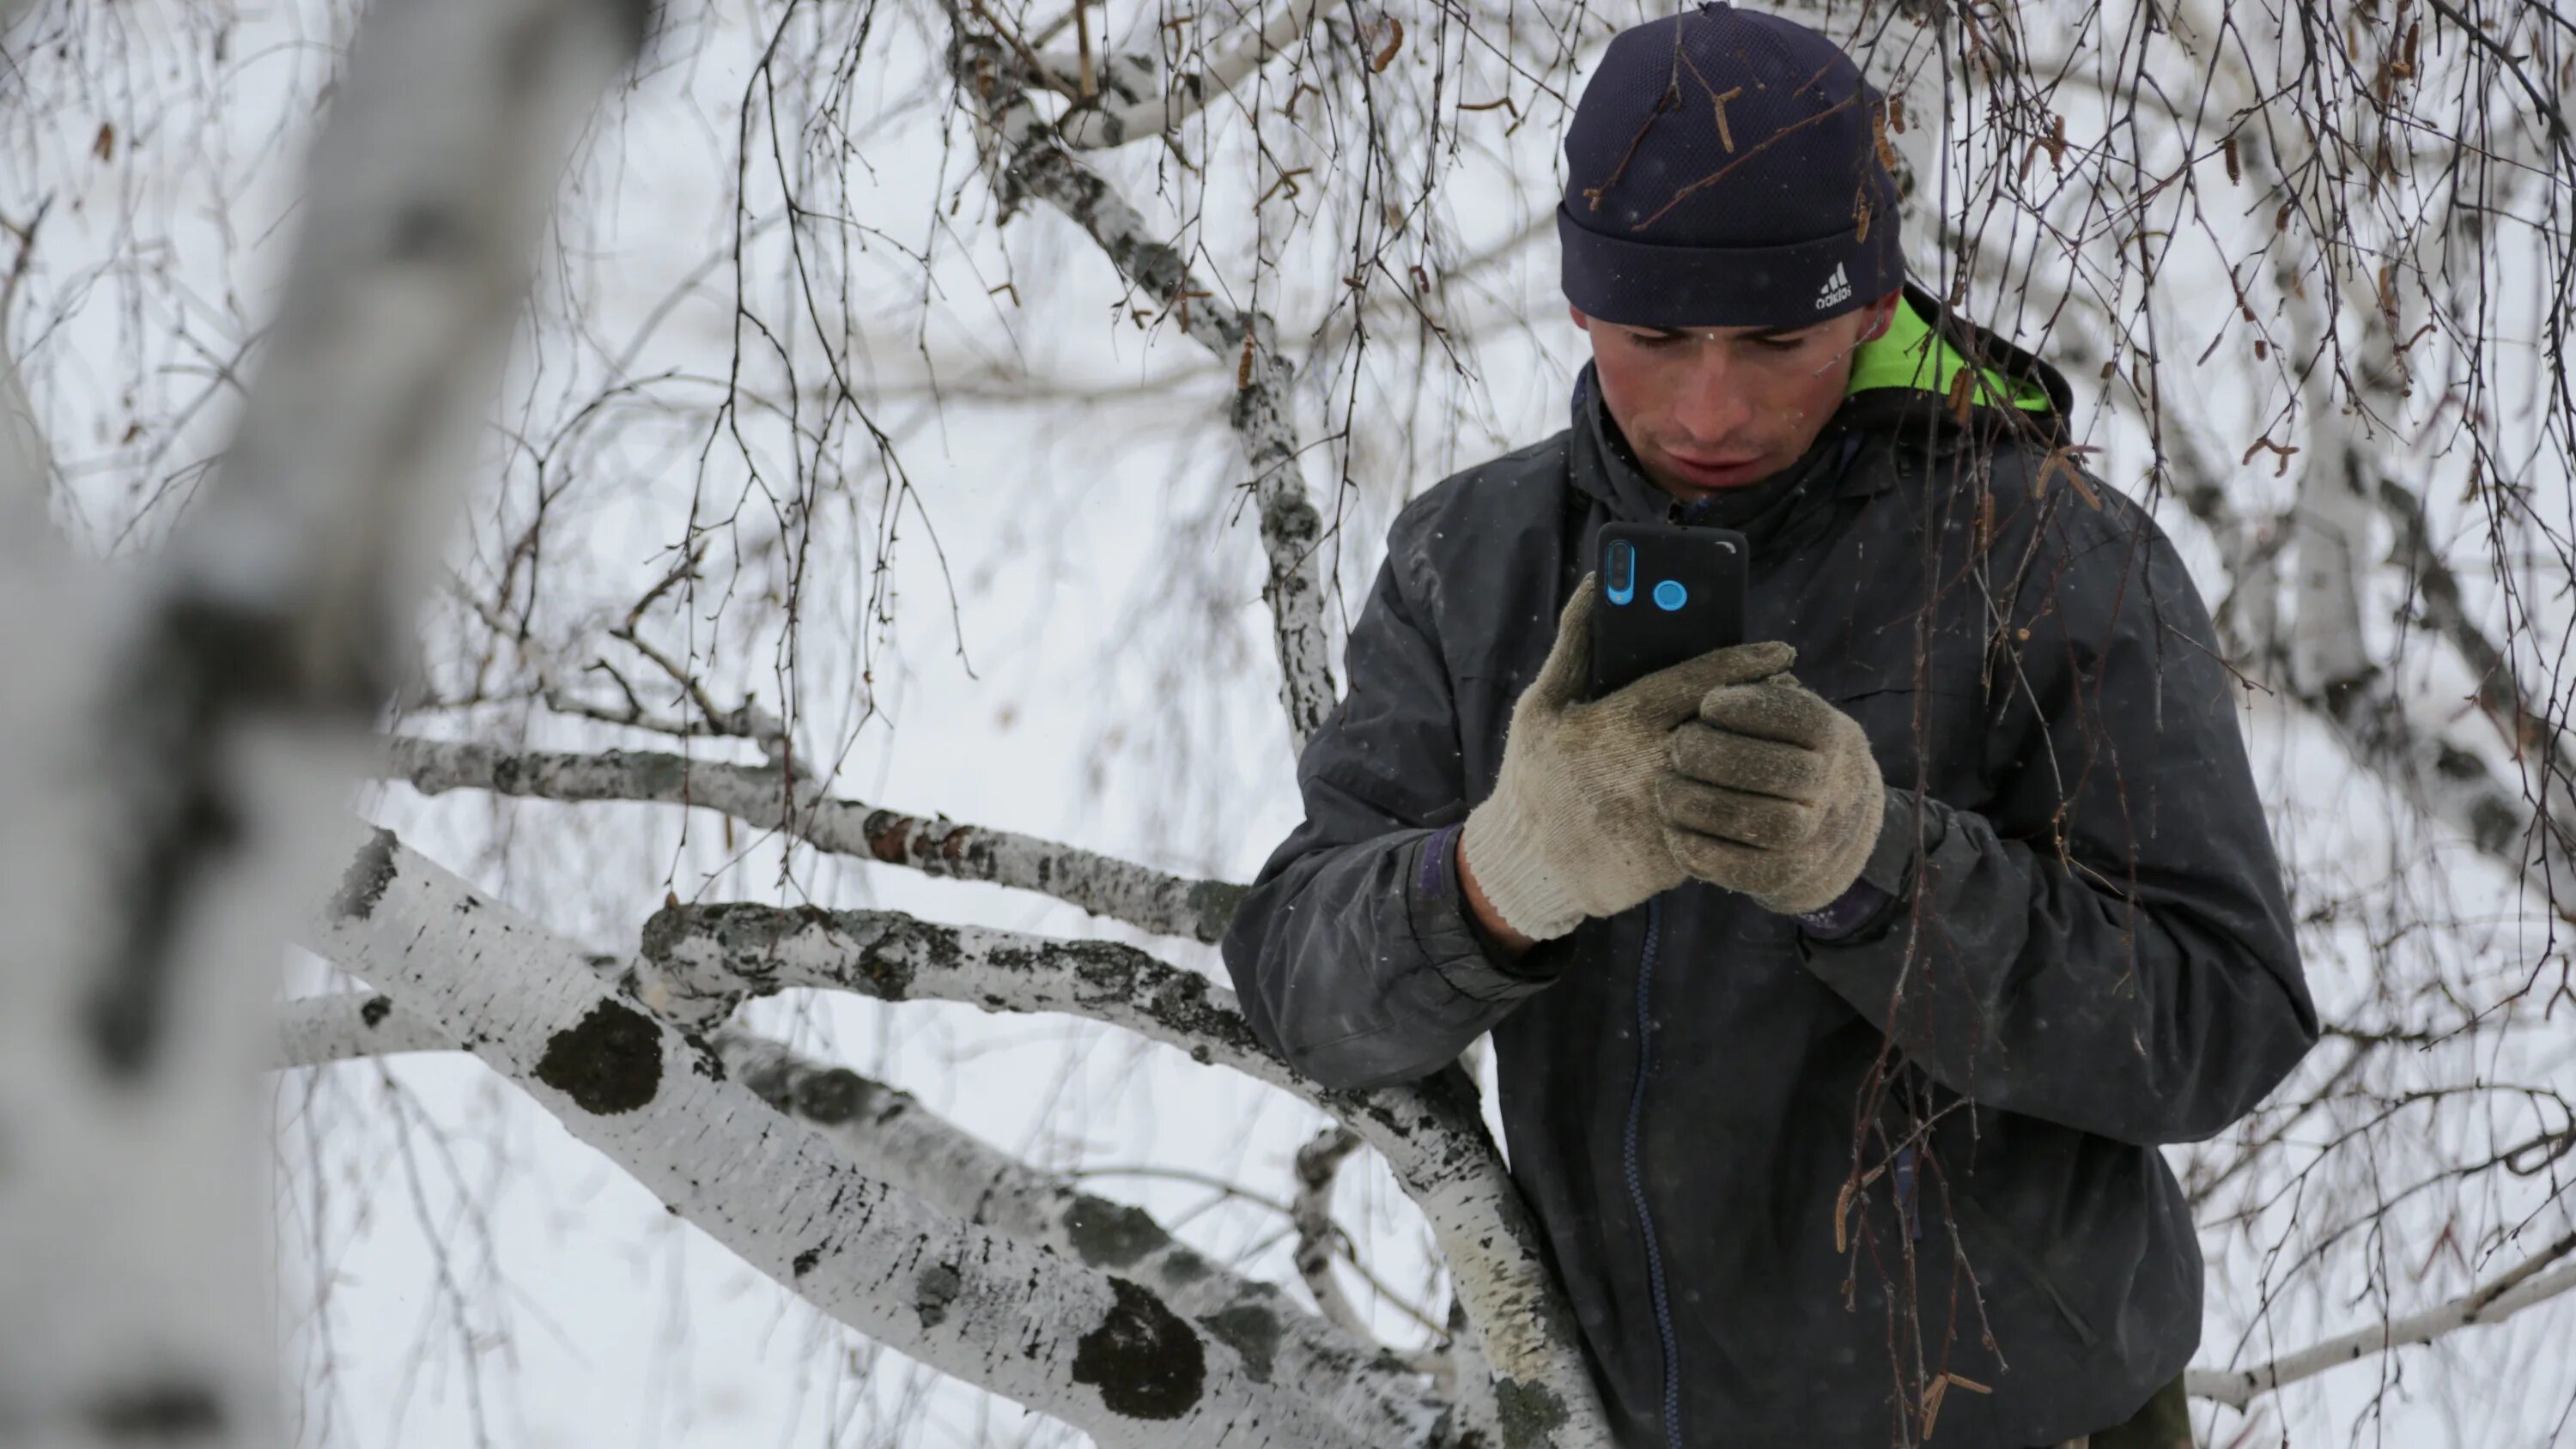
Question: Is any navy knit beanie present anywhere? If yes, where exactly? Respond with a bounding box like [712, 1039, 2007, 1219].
[1558, 3, 1902, 328]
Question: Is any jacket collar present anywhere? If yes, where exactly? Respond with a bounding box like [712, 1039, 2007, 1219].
[1566, 363, 1864, 543]
[1566, 362, 1674, 524]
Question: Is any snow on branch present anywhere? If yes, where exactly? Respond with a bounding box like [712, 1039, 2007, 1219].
[957, 35, 1338, 749]
[385, 736, 1242, 943]
[640, 900, 1618, 1446]
[2190, 1232, 2576, 1409]
[1053, 0, 1350, 149]
[268, 992, 1454, 1443]
[303, 829, 1406, 1449]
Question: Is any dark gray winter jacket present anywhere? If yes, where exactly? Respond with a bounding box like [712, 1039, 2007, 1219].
[1222, 293, 2318, 1448]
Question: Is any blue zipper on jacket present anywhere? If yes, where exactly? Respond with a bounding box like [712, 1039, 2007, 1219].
[1622, 897, 1683, 1447]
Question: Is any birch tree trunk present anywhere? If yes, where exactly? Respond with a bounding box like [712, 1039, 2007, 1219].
[0, 0, 637, 1440]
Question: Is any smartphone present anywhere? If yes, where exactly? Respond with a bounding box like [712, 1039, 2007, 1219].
[1589, 523, 1750, 698]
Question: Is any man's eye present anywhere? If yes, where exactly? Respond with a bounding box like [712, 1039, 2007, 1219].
[1631, 330, 1688, 349]
[1756, 332, 1813, 352]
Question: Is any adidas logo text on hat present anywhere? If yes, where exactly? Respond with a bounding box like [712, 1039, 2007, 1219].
[1814, 263, 1853, 310]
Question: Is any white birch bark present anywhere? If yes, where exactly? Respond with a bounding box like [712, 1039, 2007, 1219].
[269, 991, 1456, 1444]
[2169, 376, 2576, 892]
[2281, 279, 2378, 706]
[1289, 1125, 1375, 1342]
[2265, 202, 2576, 896]
[711, 1031, 1458, 1446]
[304, 829, 1405, 1449]
[386, 736, 1242, 942]
[1055, 0, 1350, 149]
[960, 39, 1338, 749]
[0, 0, 636, 1441]
[641, 901, 1617, 1448]
[2375, 471, 2575, 800]
[275, 991, 458, 1065]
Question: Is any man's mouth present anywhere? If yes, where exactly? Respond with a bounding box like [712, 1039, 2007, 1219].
[1664, 452, 1767, 488]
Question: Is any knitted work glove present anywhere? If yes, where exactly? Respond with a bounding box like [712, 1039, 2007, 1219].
[1462, 579, 1795, 942]
[1657, 663, 1886, 914]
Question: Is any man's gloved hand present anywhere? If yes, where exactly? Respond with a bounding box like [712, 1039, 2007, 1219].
[1656, 658, 1886, 914]
[1461, 579, 1795, 943]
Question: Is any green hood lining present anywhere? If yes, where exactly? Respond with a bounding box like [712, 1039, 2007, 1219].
[1847, 297, 2053, 413]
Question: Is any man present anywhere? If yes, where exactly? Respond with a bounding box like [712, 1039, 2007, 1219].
[1220, 5, 2319, 1447]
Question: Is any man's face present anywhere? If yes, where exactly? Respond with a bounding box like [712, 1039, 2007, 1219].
[1574, 293, 1900, 502]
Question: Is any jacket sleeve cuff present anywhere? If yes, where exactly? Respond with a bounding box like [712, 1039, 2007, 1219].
[1406, 823, 1563, 998]
[1799, 790, 1945, 944]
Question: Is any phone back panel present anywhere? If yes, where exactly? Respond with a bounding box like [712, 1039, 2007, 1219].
[1588, 523, 1751, 697]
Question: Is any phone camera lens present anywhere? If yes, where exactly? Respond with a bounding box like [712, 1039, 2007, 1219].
[1606, 541, 1636, 603]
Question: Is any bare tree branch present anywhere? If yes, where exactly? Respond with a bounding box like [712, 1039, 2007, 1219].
[1949, 219, 2576, 924]
[306, 829, 1407, 1449]
[2377, 472, 2576, 806]
[958, 35, 1338, 749]
[2166, 411, 2576, 917]
[713, 1030, 1456, 1445]
[638, 900, 1617, 1446]
[269, 991, 1455, 1443]
[275, 991, 455, 1065]
[2190, 1233, 2576, 1409]
[386, 736, 1244, 942]
[1289, 1125, 1374, 1343]
[1054, 0, 1350, 149]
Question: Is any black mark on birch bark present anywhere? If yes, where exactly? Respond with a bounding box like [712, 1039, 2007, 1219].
[1493, 1377, 1571, 1449]
[792, 1066, 872, 1124]
[1065, 1194, 1163, 1269]
[1187, 879, 1248, 943]
[331, 828, 400, 921]
[532, 1001, 661, 1114]
[914, 1262, 963, 1328]
[1071, 1276, 1205, 1421]
[1195, 1302, 1280, 1384]
[360, 995, 392, 1028]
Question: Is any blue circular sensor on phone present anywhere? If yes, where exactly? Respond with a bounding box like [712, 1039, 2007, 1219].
[1652, 579, 1688, 611]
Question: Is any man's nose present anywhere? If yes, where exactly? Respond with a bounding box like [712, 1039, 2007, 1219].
[1673, 348, 1755, 443]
